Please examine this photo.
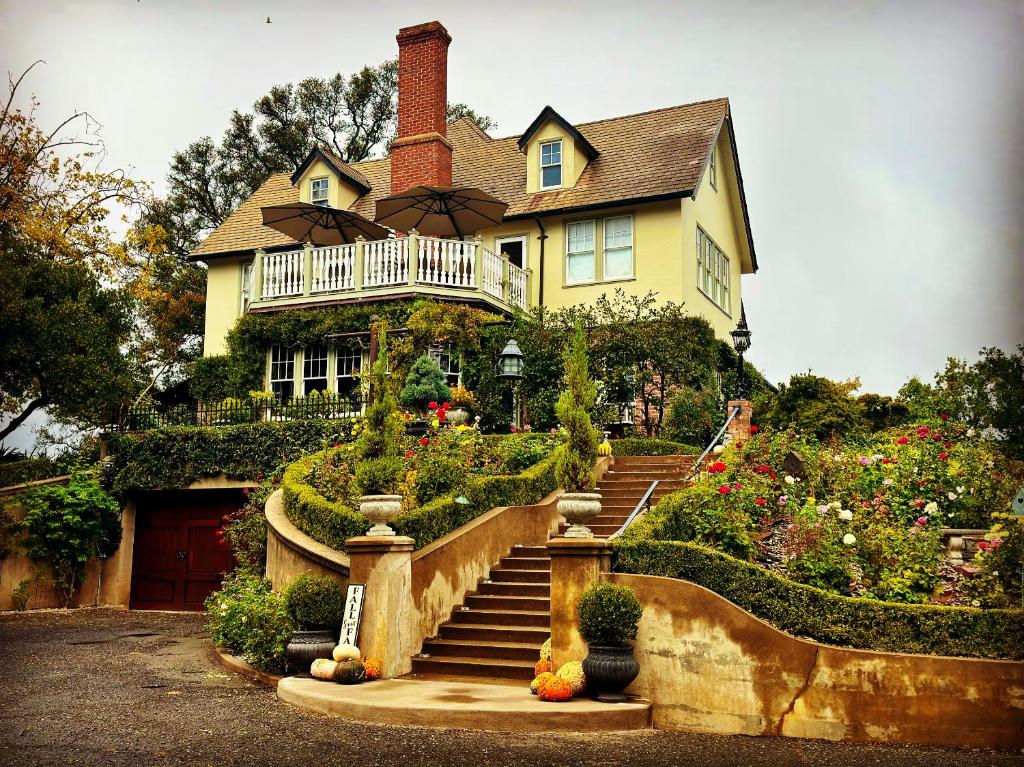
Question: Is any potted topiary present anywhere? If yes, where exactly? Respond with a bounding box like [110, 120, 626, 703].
[355, 329, 405, 535]
[447, 385, 477, 426]
[555, 325, 602, 537]
[399, 355, 451, 434]
[577, 582, 643, 702]
[283, 573, 345, 674]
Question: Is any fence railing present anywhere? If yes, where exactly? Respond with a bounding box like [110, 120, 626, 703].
[109, 394, 367, 432]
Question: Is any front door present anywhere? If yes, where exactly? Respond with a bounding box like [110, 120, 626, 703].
[495, 235, 527, 269]
[130, 491, 240, 610]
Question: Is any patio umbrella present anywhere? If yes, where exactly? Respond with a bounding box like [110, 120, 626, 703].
[261, 203, 390, 245]
[373, 186, 508, 239]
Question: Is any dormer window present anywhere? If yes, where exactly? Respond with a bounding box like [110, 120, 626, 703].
[310, 177, 329, 206]
[540, 140, 562, 189]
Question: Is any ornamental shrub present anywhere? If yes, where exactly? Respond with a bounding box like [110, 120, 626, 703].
[205, 571, 294, 673]
[399, 355, 451, 413]
[646, 484, 757, 560]
[555, 325, 599, 493]
[576, 582, 643, 647]
[0, 458, 60, 488]
[354, 456, 404, 496]
[663, 387, 723, 447]
[356, 330, 403, 464]
[609, 438, 701, 457]
[283, 573, 345, 629]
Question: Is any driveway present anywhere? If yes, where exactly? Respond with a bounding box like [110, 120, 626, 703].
[0, 609, 1019, 767]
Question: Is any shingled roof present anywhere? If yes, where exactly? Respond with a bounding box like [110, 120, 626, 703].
[191, 97, 734, 259]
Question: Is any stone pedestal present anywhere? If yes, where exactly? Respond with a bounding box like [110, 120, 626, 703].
[546, 538, 612, 669]
[726, 400, 752, 444]
[345, 536, 415, 679]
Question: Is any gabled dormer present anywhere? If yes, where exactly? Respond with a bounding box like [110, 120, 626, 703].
[517, 106, 599, 194]
[291, 147, 372, 209]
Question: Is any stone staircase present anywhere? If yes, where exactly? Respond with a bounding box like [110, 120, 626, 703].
[410, 455, 693, 681]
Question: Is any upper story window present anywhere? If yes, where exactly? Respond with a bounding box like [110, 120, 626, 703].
[566, 220, 596, 284]
[540, 140, 562, 189]
[696, 226, 730, 314]
[708, 146, 718, 191]
[303, 345, 328, 394]
[311, 177, 329, 206]
[269, 345, 295, 402]
[240, 261, 253, 313]
[603, 215, 633, 280]
[428, 344, 461, 387]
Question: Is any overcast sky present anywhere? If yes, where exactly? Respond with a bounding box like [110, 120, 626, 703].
[1, 0, 1022, 450]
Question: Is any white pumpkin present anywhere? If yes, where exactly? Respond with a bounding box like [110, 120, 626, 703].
[310, 658, 339, 680]
[332, 643, 361, 662]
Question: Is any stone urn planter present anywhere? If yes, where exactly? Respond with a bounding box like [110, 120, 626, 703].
[285, 629, 336, 675]
[582, 645, 640, 702]
[557, 492, 603, 538]
[446, 407, 470, 426]
[359, 494, 404, 536]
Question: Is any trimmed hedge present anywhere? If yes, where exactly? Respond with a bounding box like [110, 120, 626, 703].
[283, 445, 564, 551]
[0, 458, 60, 489]
[610, 438, 700, 457]
[105, 420, 357, 493]
[614, 537, 1024, 660]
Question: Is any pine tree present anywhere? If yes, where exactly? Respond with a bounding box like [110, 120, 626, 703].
[555, 325, 599, 492]
[399, 355, 452, 412]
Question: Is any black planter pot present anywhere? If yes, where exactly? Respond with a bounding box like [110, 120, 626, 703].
[285, 629, 336, 675]
[404, 419, 429, 436]
[582, 644, 639, 702]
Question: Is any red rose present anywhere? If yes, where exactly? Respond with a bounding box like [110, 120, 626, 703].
[419, 436, 429, 446]
[438, 411, 447, 422]
[977, 541, 989, 551]
[756, 464, 771, 474]
[709, 461, 727, 474]
[917, 426, 929, 436]
[896, 436, 909, 445]
[938, 452, 948, 460]
[940, 412, 949, 421]
[732, 482, 741, 490]
[932, 433, 942, 441]
[913, 498, 924, 508]
[405, 450, 415, 458]
[943, 441, 953, 448]
[770, 472, 777, 480]
[755, 497, 766, 506]
[750, 425, 760, 433]
[918, 480, 926, 486]
[718, 485, 731, 494]
[428, 401, 438, 410]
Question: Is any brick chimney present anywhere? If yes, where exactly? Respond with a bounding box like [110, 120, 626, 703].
[390, 21, 453, 193]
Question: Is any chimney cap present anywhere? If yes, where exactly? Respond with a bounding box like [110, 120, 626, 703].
[397, 20, 451, 46]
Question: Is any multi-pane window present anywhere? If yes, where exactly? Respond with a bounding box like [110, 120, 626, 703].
[566, 220, 596, 284]
[428, 344, 461, 387]
[708, 146, 718, 191]
[269, 345, 295, 402]
[303, 345, 328, 394]
[240, 261, 253, 312]
[311, 177, 329, 206]
[335, 347, 362, 399]
[696, 226, 731, 313]
[603, 215, 633, 280]
[540, 140, 562, 189]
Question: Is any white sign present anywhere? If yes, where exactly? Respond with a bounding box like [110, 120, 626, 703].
[339, 583, 365, 647]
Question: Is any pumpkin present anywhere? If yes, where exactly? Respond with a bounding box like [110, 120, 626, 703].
[333, 659, 366, 684]
[310, 658, 339, 681]
[556, 661, 586, 696]
[534, 658, 552, 676]
[597, 440, 613, 457]
[539, 638, 552, 662]
[361, 657, 381, 681]
[530, 672, 555, 695]
[332, 643, 361, 662]
[538, 676, 573, 702]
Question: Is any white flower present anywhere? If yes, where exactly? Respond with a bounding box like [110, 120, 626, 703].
[872, 454, 884, 461]
[924, 501, 938, 514]
[966, 428, 976, 437]
[832, 454, 843, 463]
[712, 445, 725, 455]
[817, 505, 829, 514]
[838, 509, 853, 521]
[784, 475, 796, 485]
[956, 486, 965, 494]
[947, 492, 957, 501]
[828, 501, 842, 511]
[970, 599, 980, 607]
[883, 478, 893, 486]
[842, 533, 857, 545]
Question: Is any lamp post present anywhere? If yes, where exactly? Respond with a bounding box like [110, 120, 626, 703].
[497, 338, 525, 428]
[730, 304, 752, 400]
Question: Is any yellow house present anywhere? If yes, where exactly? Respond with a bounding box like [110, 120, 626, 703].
[190, 21, 758, 397]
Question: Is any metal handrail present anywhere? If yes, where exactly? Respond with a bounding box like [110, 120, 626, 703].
[609, 480, 659, 540]
[686, 404, 741, 481]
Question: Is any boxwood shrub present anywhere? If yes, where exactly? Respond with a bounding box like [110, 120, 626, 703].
[0, 458, 61, 489]
[610, 438, 700, 457]
[614, 537, 1024, 660]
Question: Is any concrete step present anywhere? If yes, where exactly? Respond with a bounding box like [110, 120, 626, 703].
[477, 581, 550, 597]
[439, 623, 550, 644]
[410, 655, 537, 681]
[421, 638, 540, 662]
[452, 608, 549, 627]
[487, 568, 550, 584]
[499, 556, 550, 571]
[613, 455, 694, 466]
[465, 594, 551, 611]
[510, 545, 549, 558]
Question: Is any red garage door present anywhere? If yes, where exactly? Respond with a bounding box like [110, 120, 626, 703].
[130, 491, 240, 610]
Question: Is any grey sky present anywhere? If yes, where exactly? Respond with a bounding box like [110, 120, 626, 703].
[1, 0, 1022, 450]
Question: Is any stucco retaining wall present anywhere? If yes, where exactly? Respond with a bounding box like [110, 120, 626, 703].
[265, 489, 349, 592]
[608, 573, 1024, 749]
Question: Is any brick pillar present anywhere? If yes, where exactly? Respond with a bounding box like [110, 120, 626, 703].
[726, 399, 752, 444]
[391, 21, 453, 192]
[345, 536, 416, 679]
[546, 538, 612, 669]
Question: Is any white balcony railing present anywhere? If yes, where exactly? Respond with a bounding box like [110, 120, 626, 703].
[254, 232, 529, 310]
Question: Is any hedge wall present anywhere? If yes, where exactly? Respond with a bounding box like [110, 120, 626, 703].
[610, 438, 701, 457]
[614, 538, 1024, 660]
[105, 420, 357, 493]
[0, 458, 61, 489]
[282, 446, 563, 551]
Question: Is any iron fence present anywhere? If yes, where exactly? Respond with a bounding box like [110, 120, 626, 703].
[109, 394, 367, 432]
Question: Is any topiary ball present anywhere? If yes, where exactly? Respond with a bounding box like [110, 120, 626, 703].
[361, 657, 381, 681]
[530, 672, 555, 695]
[539, 638, 552, 662]
[534, 658, 552, 676]
[538, 676, 573, 702]
[333, 659, 366, 684]
[556, 661, 586, 696]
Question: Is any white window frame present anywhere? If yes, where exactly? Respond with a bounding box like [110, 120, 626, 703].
[696, 226, 731, 315]
[708, 146, 718, 191]
[240, 261, 253, 313]
[302, 345, 328, 395]
[494, 235, 528, 270]
[602, 215, 634, 280]
[335, 346, 363, 396]
[428, 344, 461, 387]
[310, 177, 329, 206]
[565, 219, 596, 285]
[269, 345, 295, 402]
[539, 139, 563, 190]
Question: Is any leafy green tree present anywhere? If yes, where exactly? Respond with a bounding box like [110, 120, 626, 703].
[663, 386, 723, 446]
[555, 326, 599, 492]
[856, 392, 912, 432]
[763, 374, 869, 441]
[398, 355, 451, 412]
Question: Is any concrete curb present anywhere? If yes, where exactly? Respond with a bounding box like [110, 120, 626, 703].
[215, 648, 282, 688]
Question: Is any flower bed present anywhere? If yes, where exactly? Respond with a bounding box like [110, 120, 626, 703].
[283, 430, 563, 550]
